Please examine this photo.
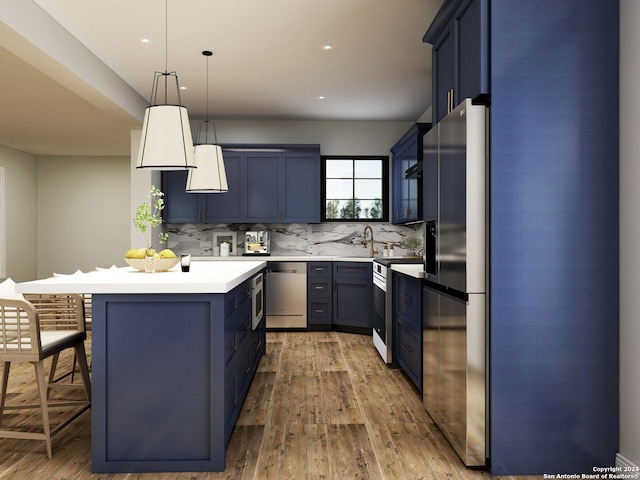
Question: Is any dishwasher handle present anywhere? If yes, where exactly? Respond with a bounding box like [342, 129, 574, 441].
[267, 268, 303, 274]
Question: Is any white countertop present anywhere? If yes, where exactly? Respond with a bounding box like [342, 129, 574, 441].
[391, 263, 426, 279]
[15, 261, 267, 295]
[194, 255, 374, 262]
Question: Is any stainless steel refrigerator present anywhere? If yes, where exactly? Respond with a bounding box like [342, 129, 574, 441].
[422, 98, 488, 467]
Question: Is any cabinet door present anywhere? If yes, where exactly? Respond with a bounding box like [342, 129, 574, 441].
[282, 152, 320, 222]
[162, 171, 203, 222]
[245, 153, 280, 222]
[395, 274, 422, 326]
[392, 142, 410, 224]
[405, 138, 420, 222]
[202, 152, 244, 222]
[333, 263, 372, 328]
[454, 0, 489, 104]
[432, 26, 454, 124]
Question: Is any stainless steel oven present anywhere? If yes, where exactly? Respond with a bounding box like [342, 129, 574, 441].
[251, 272, 264, 330]
[373, 261, 388, 362]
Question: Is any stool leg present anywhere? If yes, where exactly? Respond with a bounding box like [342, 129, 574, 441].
[34, 361, 52, 459]
[74, 343, 91, 402]
[0, 362, 10, 426]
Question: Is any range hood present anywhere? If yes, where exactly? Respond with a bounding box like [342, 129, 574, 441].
[405, 162, 423, 179]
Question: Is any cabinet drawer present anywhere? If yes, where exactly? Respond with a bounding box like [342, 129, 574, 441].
[308, 262, 332, 278]
[308, 280, 331, 299]
[395, 274, 422, 325]
[396, 315, 422, 390]
[235, 282, 252, 309]
[308, 301, 332, 324]
[334, 263, 370, 279]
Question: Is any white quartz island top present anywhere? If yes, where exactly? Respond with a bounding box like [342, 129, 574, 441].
[15, 261, 267, 295]
[391, 263, 426, 279]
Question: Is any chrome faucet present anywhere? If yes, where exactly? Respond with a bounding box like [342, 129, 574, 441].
[362, 225, 379, 258]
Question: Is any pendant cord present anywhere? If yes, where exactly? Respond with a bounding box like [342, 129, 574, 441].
[202, 50, 214, 143]
[165, 0, 168, 73]
[206, 55, 209, 122]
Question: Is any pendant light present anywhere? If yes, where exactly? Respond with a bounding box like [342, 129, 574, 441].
[186, 50, 228, 193]
[136, 0, 196, 170]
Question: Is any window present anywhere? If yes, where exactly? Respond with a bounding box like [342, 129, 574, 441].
[322, 156, 388, 222]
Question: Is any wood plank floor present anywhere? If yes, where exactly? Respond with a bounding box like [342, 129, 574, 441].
[0, 331, 541, 479]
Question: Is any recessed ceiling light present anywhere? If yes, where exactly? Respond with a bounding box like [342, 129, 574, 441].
[180, 86, 187, 90]
[318, 96, 325, 100]
[323, 45, 332, 50]
[141, 38, 150, 44]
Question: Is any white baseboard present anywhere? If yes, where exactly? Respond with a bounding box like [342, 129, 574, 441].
[616, 453, 640, 470]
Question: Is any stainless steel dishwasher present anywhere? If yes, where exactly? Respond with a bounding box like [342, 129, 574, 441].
[265, 262, 307, 329]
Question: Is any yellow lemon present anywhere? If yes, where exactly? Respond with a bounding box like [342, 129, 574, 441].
[125, 248, 146, 259]
[159, 249, 177, 258]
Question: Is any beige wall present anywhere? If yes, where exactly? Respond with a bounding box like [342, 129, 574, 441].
[619, 0, 640, 468]
[0, 144, 37, 282]
[36, 156, 130, 278]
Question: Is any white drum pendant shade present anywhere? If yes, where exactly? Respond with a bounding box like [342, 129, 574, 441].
[186, 144, 228, 192]
[136, 104, 197, 170]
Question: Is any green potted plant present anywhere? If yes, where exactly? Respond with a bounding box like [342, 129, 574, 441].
[133, 185, 169, 251]
[399, 235, 422, 257]
[128, 185, 171, 272]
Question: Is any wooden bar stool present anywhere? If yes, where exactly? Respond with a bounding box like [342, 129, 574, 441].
[0, 293, 91, 458]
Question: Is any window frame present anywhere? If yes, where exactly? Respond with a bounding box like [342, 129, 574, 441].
[321, 155, 389, 222]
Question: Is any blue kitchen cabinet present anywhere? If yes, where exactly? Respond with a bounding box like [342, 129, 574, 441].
[163, 145, 320, 223]
[424, 0, 489, 123]
[282, 150, 321, 222]
[161, 170, 202, 222]
[203, 152, 244, 222]
[161, 153, 242, 223]
[391, 123, 430, 224]
[307, 262, 333, 329]
[332, 262, 373, 330]
[245, 148, 321, 223]
[393, 272, 422, 391]
[91, 276, 266, 473]
[421, 0, 619, 474]
[245, 153, 280, 222]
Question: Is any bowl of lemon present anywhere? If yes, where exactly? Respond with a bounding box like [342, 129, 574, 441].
[124, 248, 179, 272]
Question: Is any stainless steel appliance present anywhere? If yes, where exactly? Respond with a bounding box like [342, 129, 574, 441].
[265, 262, 307, 329]
[373, 256, 423, 364]
[422, 98, 488, 467]
[244, 231, 270, 255]
[250, 272, 264, 330]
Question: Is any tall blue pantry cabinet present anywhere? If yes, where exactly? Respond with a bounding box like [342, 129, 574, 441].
[424, 0, 619, 475]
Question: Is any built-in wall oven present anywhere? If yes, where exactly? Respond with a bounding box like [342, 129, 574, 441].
[251, 272, 264, 330]
[373, 257, 424, 363]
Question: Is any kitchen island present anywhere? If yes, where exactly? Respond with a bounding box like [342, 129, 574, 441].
[16, 261, 267, 473]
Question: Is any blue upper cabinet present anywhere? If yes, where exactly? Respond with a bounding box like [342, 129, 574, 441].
[203, 152, 244, 223]
[161, 170, 203, 223]
[424, 0, 489, 124]
[282, 150, 321, 223]
[245, 153, 281, 222]
[391, 123, 430, 224]
[162, 145, 320, 224]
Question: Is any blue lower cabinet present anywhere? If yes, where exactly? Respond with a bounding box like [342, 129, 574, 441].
[332, 262, 373, 329]
[307, 262, 333, 329]
[395, 314, 422, 390]
[91, 279, 264, 473]
[393, 273, 422, 391]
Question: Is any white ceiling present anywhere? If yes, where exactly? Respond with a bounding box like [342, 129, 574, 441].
[0, 0, 442, 156]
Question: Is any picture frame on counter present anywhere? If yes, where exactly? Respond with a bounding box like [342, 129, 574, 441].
[212, 231, 237, 256]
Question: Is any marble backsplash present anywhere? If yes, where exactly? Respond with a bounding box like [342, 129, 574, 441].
[165, 222, 424, 258]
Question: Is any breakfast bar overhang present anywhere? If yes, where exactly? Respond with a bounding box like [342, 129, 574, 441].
[16, 261, 267, 473]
